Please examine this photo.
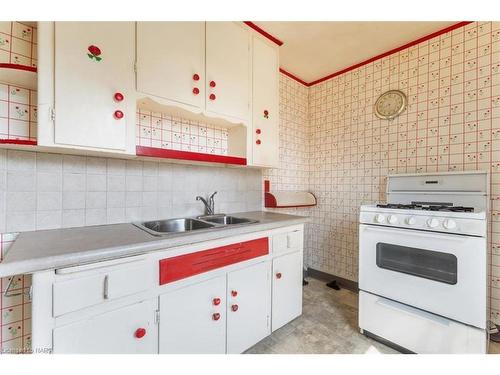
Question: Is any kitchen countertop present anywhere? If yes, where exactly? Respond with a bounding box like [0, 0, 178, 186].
[0, 211, 309, 277]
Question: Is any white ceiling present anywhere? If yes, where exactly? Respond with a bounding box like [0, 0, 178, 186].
[254, 21, 457, 84]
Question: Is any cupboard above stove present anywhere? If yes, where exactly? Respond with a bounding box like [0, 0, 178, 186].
[0, 21, 280, 168]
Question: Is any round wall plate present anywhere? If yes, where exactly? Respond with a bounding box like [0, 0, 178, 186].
[374, 90, 407, 120]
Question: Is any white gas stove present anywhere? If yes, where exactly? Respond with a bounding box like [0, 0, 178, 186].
[358, 171, 489, 354]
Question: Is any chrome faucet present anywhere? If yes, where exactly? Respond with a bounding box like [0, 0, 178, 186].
[196, 191, 217, 215]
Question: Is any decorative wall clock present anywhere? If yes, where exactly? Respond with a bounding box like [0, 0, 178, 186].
[374, 90, 407, 119]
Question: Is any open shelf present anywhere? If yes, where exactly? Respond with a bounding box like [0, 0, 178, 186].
[136, 99, 247, 166]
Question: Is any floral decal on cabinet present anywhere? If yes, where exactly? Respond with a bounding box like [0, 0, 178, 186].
[87, 45, 102, 62]
[263, 109, 269, 119]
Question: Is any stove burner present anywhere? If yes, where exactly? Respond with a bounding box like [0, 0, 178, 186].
[376, 203, 474, 212]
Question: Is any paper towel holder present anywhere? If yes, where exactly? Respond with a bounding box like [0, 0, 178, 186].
[264, 180, 317, 208]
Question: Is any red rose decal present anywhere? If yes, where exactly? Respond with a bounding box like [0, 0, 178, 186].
[87, 45, 102, 62]
[263, 109, 269, 119]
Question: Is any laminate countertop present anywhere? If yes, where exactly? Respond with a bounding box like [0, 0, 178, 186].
[0, 211, 309, 277]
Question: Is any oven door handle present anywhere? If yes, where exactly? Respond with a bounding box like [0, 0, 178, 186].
[361, 224, 468, 242]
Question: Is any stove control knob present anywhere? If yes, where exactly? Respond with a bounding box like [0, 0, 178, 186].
[443, 219, 457, 230]
[427, 218, 440, 228]
[387, 215, 398, 224]
[405, 216, 416, 225]
[374, 214, 385, 223]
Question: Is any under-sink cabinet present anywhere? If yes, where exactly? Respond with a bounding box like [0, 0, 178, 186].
[30, 224, 304, 354]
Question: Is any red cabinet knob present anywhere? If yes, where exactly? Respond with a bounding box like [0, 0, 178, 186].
[276, 272, 282, 279]
[114, 92, 124, 102]
[231, 304, 239, 312]
[193, 73, 200, 81]
[212, 313, 221, 321]
[135, 328, 146, 339]
[114, 110, 124, 119]
[193, 87, 200, 95]
[256, 139, 261, 145]
[210, 80, 216, 88]
[209, 93, 216, 101]
[231, 290, 238, 297]
[213, 297, 221, 306]
[256, 129, 261, 134]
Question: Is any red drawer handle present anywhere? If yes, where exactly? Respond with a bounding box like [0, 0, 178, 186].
[209, 93, 216, 101]
[193, 73, 200, 81]
[114, 92, 124, 102]
[231, 304, 239, 312]
[193, 87, 200, 95]
[213, 297, 221, 306]
[135, 328, 146, 339]
[256, 139, 261, 145]
[212, 313, 221, 321]
[114, 110, 124, 119]
[231, 290, 238, 297]
[276, 272, 282, 279]
[256, 129, 261, 134]
[210, 80, 216, 88]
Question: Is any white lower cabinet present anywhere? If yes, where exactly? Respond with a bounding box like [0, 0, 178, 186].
[226, 261, 271, 353]
[159, 275, 226, 354]
[52, 298, 158, 354]
[272, 251, 303, 331]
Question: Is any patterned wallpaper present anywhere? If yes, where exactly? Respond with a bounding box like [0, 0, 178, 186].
[307, 21, 500, 324]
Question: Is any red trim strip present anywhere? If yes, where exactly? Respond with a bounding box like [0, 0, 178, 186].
[243, 21, 284, 46]
[279, 68, 308, 86]
[0, 63, 37, 73]
[0, 139, 37, 145]
[136, 146, 247, 165]
[278, 21, 474, 87]
[307, 21, 473, 86]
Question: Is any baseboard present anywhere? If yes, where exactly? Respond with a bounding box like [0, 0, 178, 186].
[306, 268, 359, 292]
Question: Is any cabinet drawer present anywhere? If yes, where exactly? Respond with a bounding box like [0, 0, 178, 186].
[53, 260, 152, 317]
[159, 237, 269, 285]
[273, 230, 303, 255]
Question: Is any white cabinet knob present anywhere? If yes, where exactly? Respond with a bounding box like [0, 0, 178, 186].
[427, 218, 440, 228]
[374, 214, 385, 223]
[387, 215, 398, 224]
[443, 219, 457, 229]
[405, 216, 416, 225]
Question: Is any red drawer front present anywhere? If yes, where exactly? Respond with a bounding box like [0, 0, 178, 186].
[159, 237, 269, 285]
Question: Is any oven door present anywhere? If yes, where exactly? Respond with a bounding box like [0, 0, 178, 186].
[359, 224, 487, 329]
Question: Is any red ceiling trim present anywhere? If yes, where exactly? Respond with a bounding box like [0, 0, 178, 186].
[243, 21, 284, 46]
[279, 68, 308, 86]
[277, 21, 474, 87]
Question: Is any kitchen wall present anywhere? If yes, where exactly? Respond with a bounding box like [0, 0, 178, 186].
[263, 74, 313, 266]
[307, 21, 500, 323]
[0, 150, 262, 352]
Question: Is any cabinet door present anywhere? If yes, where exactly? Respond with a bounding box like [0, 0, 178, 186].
[206, 22, 250, 121]
[54, 22, 135, 151]
[159, 275, 226, 354]
[136, 22, 205, 109]
[226, 261, 271, 353]
[272, 251, 303, 331]
[53, 299, 157, 354]
[251, 36, 279, 167]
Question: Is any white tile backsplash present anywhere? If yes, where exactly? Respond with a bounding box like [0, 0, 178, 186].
[0, 150, 263, 233]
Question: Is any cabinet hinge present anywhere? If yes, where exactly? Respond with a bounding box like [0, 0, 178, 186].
[50, 107, 55, 122]
[155, 309, 160, 324]
[134, 61, 137, 73]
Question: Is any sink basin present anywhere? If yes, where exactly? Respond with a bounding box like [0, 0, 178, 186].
[139, 218, 215, 235]
[198, 215, 257, 225]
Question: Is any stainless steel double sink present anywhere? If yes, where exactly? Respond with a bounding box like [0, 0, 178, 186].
[134, 214, 259, 236]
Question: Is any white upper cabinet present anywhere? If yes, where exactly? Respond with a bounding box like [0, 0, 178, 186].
[205, 22, 251, 122]
[250, 35, 279, 167]
[136, 22, 205, 110]
[51, 22, 135, 152]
